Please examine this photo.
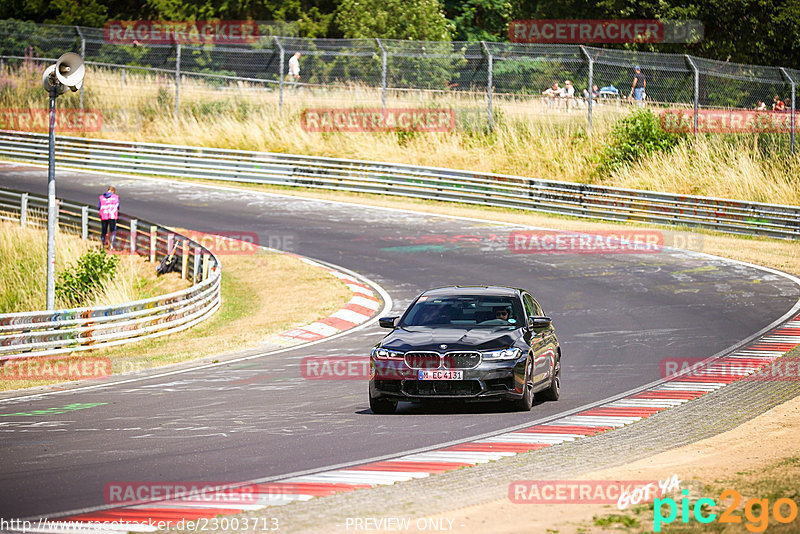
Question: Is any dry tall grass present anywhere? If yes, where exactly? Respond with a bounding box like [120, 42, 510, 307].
[2, 64, 798, 205]
[0, 220, 173, 312]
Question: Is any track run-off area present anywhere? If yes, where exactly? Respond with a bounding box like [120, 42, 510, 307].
[1, 162, 799, 525]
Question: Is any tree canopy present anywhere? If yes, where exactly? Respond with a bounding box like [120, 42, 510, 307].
[0, 0, 797, 68]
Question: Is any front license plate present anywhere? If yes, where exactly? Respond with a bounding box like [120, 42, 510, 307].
[418, 370, 464, 380]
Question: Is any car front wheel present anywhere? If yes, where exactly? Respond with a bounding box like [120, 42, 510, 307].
[538, 354, 561, 402]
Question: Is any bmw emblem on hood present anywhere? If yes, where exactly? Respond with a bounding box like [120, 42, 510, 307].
[439, 344, 448, 350]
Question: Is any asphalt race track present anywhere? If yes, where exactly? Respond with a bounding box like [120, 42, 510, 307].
[1, 163, 799, 520]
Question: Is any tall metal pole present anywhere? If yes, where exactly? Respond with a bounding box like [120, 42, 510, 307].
[792, 80, 797, 155]
[46, 87, 58, 310]
[274, 36, 285, 112]
[76, 26, 85, 110]
[581, 46, 593, 136]
[174, 43, 181, 121]
[780, 68, 796, 155]
[685, 55, 700, 136]
[376, 38, 387, 116]
[481, 41, 493, 130]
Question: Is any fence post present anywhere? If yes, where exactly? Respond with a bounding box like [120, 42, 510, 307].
[581, 46, 593, 136]
[274, 36, 285, 112]
[780, 68, 796, 155]
[129, 219, 138, 254]
[202, 253, 210, 280]
[193, 245, 200, 283]
[181, 239, 189, 280]
[150, 225, 157, 262]
[375, 38, 387, 115]
[174, 43, 181, 121]
[81, 205, 88, 240]
[685, 55, 700, 136]
[75, 26, 85, 110]
[480, 41, 493, 130]
[20, 193, 28, 228]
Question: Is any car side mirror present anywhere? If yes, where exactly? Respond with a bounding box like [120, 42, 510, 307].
[379, 316, 398, 329]
[528, 316, 552, 329]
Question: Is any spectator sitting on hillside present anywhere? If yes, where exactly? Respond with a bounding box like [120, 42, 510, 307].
[755, 100, 767, 111]
[772, 95, 786, 111]
[542, 82, 560, 110]
[583, 84, 600, 104]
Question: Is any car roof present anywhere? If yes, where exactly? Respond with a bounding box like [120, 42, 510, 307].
[421, 286, 523, 298]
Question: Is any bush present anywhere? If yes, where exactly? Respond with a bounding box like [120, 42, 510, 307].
[55, 249, 120, 307]
[597, 108, 686, 175]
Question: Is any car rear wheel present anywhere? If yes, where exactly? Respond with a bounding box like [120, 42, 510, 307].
[513, 359, 534, 411]
[370, 396, 398, 414]
[538, 355, 561, 402]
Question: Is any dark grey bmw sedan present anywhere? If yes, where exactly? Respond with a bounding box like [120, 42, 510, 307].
[369, 286, 561, 414]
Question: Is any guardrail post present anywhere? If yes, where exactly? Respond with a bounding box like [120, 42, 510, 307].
[150, 225, 157, 262]
[581, 46, 593, 136]
[376, 38, 387, 116]
[181, 239, 189, 280]
[20, 193, 28, 228]
[685, 55, 700, 136]
[780, 68, 796, 155]
[202, 253, 210, 280]
[274, 36, 285, 112]
[129, 219, 138, 254]
[192, 245, 200, 283]
[174, 43, 181, 121]
[81, 206, 88, 240]
[480, 41, 493, 131]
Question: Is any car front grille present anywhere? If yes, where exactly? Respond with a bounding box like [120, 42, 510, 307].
[442, 352, 481, 369]
[404, 351, 482, 370]
[404, 352, 441, 370]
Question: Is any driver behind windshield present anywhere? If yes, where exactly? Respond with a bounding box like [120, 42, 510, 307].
[493, 306, 510, 323]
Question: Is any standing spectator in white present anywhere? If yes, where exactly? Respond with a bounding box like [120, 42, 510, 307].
[98, 185, 120, 250]
[560, 79, 575, 112]
[629, 66, 646, 106]
[288, 52, 301, 82]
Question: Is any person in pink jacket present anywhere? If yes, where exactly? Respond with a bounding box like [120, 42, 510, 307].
[98, 185, 120, 249]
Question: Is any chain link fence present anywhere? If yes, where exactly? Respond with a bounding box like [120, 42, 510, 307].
[0, 20, 796, 151]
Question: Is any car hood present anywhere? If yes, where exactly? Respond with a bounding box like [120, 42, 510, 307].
[380, 326, 523, 352]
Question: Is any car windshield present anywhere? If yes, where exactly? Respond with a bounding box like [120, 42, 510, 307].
[400, 295, 524, 328]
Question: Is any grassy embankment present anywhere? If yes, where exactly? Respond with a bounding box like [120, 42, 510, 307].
[1, 63, 799, 205]
[0, 220, 351, 391]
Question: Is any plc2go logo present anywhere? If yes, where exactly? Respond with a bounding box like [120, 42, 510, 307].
[655, 489, 798, 532]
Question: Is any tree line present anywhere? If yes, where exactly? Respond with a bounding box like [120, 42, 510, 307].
[1, 0, 798, 69]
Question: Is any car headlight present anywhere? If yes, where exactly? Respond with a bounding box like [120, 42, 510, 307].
[371, 347, 404, 359]
[482, 347, 523, 361]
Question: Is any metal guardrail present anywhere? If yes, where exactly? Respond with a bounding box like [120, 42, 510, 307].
[0, 186, 222, 359]
[0, 130, 798, 240]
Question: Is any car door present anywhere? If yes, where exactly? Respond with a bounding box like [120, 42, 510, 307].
[523, 293, 555, 387]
